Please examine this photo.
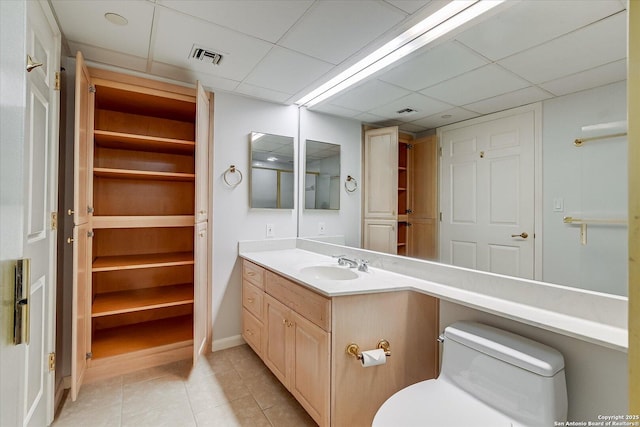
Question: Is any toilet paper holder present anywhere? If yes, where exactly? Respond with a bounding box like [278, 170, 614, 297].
[346, 339, 391, 360]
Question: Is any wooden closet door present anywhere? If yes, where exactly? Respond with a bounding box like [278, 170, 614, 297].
[364, 127, 398, 219]
[195, 82, 209, 223]
[408, 135, 438, 260]
[73, 51, 93, 226]
[193, 222, 208, 362]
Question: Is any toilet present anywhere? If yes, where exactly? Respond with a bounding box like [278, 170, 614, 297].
[373, 321, 568, 427]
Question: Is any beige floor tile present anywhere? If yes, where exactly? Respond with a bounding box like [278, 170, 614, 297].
[121, 399, 195, 427]
[194, 395, 272, 427]
[264, 400, 318, 427]
[219, 344, 255, 361]
[53, 402, 121, 427]
[186, 369, 251, 415]
[122, 374, 189, 417]
[229, 350, 270, 379]
[244, 370, 295, 410]
[123, 359, 191, 385]
[60, 375, 123, 413]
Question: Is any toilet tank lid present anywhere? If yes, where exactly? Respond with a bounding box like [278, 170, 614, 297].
[444, 321, 565, 377]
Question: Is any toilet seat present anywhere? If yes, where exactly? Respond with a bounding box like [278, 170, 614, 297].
[373, 378, 515, 427]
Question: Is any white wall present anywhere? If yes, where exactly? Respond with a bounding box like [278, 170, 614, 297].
[212, 92, 299, 345]
[298, 108, 362, 247]
[440, 301, 628, 420]
[542, 81, 627, 295]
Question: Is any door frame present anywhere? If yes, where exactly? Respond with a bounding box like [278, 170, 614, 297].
[436, 103, 543, 281]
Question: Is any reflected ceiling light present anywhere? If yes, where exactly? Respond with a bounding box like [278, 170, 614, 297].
[295, 0, 504, 107]
[267, 156, 278, 162]
[104, 12, 128, 26]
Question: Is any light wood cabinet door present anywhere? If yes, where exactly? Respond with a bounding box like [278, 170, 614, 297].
[71, 222, 91, 400]
[195, 82, 210, 223]
[193, 222, 209, 362]
[364, 127, 398, 219]
[263, 294, 292, 386]
[364, 219, 397, 254]
[73, 51, 93, 225]
[291, 311, 330, 427]
[409, 135, 438, 260]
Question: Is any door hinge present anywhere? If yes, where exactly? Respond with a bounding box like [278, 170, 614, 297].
[89, 85, 96, 94]
[87, 206, 94, 214]
[406, 209, 413, 214]
[407, 144, 414, 149]
[86, 352, 92, 360]
[51, 212, 58, 230]
[48, 352, 56, 371]
[439, 212, 442, 221]
[54, 72, 60, 91]
[439, 147, 443, 157]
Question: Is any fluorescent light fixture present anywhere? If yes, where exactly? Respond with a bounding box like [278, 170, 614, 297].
[267, 156, 278, 162]
[295, 0, 504, 107]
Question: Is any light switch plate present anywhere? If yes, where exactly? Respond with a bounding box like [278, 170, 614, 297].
[553, 197, 564, 212]
[266, 223, 275, 237]
[318, 222, 326, 235]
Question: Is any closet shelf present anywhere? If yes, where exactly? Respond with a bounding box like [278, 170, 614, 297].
[92, 284, 194, 317]
[92, 251, 194, 272]
[91, 315, 193, 359]
[92, 215, 194, 229]
[94, 167, 195, 182]
[94, 130, 195, 154]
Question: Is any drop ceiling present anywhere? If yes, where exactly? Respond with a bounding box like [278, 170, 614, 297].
[50, 0, 628, 133]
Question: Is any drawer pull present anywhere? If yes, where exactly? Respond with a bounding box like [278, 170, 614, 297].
[247, 297, 255, 303]
[247, 271, 255, 276]
[245, 329, 254, 336]
[282, 319, 293, 327]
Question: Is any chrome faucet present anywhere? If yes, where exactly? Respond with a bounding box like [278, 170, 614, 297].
[334, 256, 369, 272]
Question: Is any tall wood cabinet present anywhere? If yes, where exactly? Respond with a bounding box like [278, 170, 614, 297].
[363, 127, 438, 259]
[71, 52, 211, 399]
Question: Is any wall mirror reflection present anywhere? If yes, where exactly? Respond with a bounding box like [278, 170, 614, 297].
[304, 140, 341, 210]
[250, 132, 294, 209]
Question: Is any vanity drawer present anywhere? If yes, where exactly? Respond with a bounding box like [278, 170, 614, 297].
[265, 271, 331, 332]
[242, 280, 264, 320]
[242, 309, 263, 356]
[243, 260, 265, 290]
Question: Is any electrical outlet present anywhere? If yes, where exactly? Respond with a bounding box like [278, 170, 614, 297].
[266, 223, 275, 237]
[318, 222, 326, 235]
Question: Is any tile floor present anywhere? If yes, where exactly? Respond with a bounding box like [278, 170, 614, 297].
[53, 345, 317, 427]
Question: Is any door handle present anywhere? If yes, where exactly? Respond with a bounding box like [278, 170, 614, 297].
[14, 259, 30, 345]
[511, 232, 529, 239]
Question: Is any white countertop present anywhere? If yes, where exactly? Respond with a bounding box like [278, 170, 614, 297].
[239, 239, 628, 352]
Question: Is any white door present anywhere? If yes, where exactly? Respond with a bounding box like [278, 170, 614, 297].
[21, 1, 60, 425]
[439, 109, 536, 279]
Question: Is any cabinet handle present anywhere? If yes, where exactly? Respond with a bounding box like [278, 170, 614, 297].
[282, 319, 293, 327]
[247, 271, 255, 276]
[67, 237, 74, 244]
[247, 297, 255, 303]
[199, 231, 205, 237]
[199, 210, 207, 215]
[67, 209, 74, 216]
[245, 329, 253, 336]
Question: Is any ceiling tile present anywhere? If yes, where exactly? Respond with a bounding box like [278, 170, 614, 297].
[328, 79, 411, 111]
[539, 59, 627, 96]
[409, 107, 481, 130]
[420, 64, 530, 106]
[456, 0, 624, 60]
[397, 122, 429, 133]
[367, 92, 453, 121]
[279, 1, 406, 65]
[235, 83, 292, 104]
[310, 104, 362, 118]
[498, 11, 626, 84]
[67, 41, 148, 73]
[384, 0, 431, 14]
[52, 0, 154, 57]
[378, 41, 489, 91]
[463, 86, 553, 115]
[355, 112, 387, 123]
[152, 7, 273, 82]
[157, 0, 313, 43]
[244, 46, 333, 95]
[149, 62, 240, 91]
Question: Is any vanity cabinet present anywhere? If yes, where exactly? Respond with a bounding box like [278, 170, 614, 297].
[241, 260, 439, 427]
[71, 52, 211, 399]
[363, 126, 438, 260]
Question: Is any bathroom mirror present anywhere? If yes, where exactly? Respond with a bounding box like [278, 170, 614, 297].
[304, 140, 341, 210]
[250, 132, 295, 209]
[298, 1, 629, 297]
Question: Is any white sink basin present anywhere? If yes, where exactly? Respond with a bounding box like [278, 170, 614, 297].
[299, 265, 358, 281]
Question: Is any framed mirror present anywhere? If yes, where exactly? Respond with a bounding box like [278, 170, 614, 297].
[304, 140, 341, 210]
[250, 132, 295, 209]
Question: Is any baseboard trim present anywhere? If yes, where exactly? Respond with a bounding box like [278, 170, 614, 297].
[212, 335, 245, 352]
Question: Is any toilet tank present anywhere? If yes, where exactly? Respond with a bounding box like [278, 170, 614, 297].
[440, 322, 568, 427]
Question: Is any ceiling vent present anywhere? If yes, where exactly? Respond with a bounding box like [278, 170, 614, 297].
[190, 45, 223, 66]
[396, 108, 417, 114]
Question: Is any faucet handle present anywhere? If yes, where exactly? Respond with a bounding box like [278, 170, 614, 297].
[356, 259, 369, 272]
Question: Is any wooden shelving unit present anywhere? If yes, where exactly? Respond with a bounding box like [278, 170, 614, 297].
[94, 130, 196, 154]
[92, 252, 194, 272]
[93, 167, 195, 181]
[92, 284, 194, 317]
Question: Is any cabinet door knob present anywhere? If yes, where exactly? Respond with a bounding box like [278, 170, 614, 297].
[67, 237, 74, 244]
[67, 209, 74, 216]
